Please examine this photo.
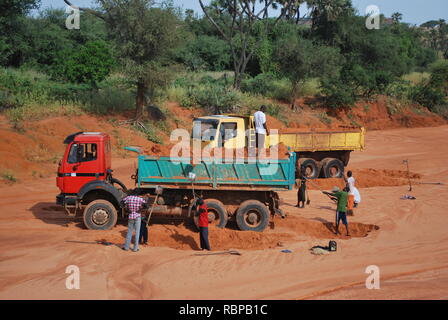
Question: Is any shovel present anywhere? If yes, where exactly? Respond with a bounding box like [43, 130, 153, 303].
[194, 250, 242, 256]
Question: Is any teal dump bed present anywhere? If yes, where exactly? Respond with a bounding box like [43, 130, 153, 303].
[132, 152, 296, 191]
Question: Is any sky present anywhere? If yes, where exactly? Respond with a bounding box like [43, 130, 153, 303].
[39, 0, 448, 26]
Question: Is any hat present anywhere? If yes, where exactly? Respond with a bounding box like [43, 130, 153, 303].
[332, 186, 340, 193]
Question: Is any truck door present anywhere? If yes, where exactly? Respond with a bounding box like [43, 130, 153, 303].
[62, 142, 103, 194]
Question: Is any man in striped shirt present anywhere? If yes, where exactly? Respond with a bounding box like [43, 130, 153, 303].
[122, 191, 147, 252]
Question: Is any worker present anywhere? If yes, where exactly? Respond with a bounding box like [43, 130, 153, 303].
[122, 190, 147, 252]
[345, 171, 361, 215]
[296, 166, 308, 208]
[196, 197, 211, 251]
[139, 214, 149, 246]
[254, 105, 269, 151]
[323, 186, 350, 236]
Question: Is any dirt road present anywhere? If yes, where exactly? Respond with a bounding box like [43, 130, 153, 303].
[1, 125, 448, 299]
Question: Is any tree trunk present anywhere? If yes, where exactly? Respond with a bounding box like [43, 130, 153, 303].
[233, 72, 242, 90]
[135, 78, 146, 121]
[290, 82, 299, 111]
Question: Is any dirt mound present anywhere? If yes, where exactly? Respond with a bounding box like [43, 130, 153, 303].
[273, 216, 379, 239]
[144, 143, 291, 160]
[306, 168, 422, 190]
[353, 168, 421, 188]
[339, 96, 446, 130]
[94, 215, 378, 251]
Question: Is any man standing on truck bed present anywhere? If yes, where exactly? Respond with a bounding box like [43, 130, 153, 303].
[122, 191, 147, 252]
[254, 105, 269, 150]
[323, 187, 350, 236]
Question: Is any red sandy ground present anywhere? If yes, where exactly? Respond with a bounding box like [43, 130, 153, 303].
[0, 124, 448, 299]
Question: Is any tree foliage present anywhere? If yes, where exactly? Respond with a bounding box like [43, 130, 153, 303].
[52, 40, 114, 85]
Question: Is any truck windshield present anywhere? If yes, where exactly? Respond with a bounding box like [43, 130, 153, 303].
[192, 119, 218, 141]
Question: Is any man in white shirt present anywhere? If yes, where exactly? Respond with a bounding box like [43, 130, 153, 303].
[346, 170, 361, 215]
[254, 105, 269, 149]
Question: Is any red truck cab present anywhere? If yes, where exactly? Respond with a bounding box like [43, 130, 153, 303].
[56, 132, 125, 230]
[57, 132, 111, 194]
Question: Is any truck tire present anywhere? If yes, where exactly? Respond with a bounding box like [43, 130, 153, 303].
[192, 199, 228, 230]
[322, 158, 345, 178]
[83, 200, 118, 230]
[236, 200, 270, 232]
[298, 158, 319, 179]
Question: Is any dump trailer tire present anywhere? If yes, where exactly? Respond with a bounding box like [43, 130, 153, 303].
[83, 199, 118, 230]
[192, 199, 228, 230]
[236, 200, 270, 232]
[322, 158, 345, 178]
[299, 158, 319, 180]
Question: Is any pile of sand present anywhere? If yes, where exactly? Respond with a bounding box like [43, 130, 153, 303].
[143, 143, 291, 160]
[94, 215, 379, 251]
[306, 168, 422, 191]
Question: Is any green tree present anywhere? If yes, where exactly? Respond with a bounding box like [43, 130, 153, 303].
[65, 0, 183, 120]
[391, 12, 403, 24]
[0, 0, 41, 66]
[52, 40, 114, 86]
[198, 0, 293, 89]
[411, 60, 448, 113]
[176, 35, 230, 71]
[273, 34, 342, 109]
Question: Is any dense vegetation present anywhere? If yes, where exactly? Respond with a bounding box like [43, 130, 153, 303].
[1, 0, 447, 126]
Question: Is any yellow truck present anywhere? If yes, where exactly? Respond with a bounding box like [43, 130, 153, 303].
[192, 115, 365, 179]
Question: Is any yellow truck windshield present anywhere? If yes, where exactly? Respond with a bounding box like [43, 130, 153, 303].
[193, 119, 219, 141]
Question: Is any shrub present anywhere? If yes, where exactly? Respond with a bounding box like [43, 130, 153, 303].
[51, 40, 115, 86]
[409, 60, 448, 112]
[79, 87, 134, 114]
[241, 73, 276, 95]
[192, 85, 242, 114]
[321, 77, 356, 108]
[133, 121, 164, 144]
[1, 170, 17, 183]
[385, 80, 413, 100]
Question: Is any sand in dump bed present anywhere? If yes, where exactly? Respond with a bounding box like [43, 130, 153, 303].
[144, 142, 291, 160]
[1, 125, 448, 299]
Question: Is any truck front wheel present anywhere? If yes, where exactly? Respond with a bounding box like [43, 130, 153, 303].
[83, 200, 118, 230]
[236, 200, 270, 232]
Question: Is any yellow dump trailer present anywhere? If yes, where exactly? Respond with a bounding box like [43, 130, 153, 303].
[276, 128, 365, 152]
[192, 115, 365, 179]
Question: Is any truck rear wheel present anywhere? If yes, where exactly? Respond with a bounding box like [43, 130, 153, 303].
[192, 199, 228, 230]
[83, 200, 117, 230]
[322, 158, 345, 178]
[236, 200, 269, 232]
[298, 158, 319, 179]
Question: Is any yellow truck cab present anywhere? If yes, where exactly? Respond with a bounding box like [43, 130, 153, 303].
[192, 114, 365, 179]
[192, 115, 258, 149]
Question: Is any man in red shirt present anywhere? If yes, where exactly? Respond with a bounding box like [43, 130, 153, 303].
[196, 198, 211, 251]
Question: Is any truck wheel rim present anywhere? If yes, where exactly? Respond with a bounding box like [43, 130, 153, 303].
[329, 165, 340, 177]
[244, 210, 261, 227]
[305, 165, 314, 177]
[92, 208, 109, 225]
[208, 210, 218, 225]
